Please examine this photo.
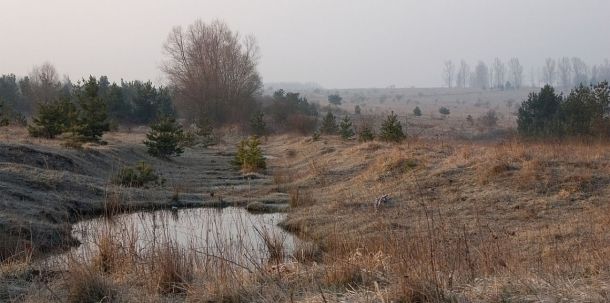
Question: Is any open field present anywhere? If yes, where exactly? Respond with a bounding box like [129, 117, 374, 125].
[1, 121, 609, 302]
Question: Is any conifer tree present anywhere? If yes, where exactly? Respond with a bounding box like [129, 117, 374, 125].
[379, 111, 406, 142]
[250, 111, 266, 136]
[28, 98, 78, 138]
[320, 111, 338, 134]
[144, 116, 185, 159]
[73, 77, 110, 142]
[413, 106, 422, 116]
[233, 136, 266, 172]
[339, 115, 355, 140]
[358, 123, 375, 142]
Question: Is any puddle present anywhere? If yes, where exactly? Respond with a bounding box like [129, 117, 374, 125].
[46, 207, 294, 268]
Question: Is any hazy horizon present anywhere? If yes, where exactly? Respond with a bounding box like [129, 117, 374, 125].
[2, 0, 609, 89]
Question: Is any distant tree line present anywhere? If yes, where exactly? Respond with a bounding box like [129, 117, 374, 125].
[517, 81, 610, 138]
[443, 57, 610, 90]
[0, 64, 174, 125]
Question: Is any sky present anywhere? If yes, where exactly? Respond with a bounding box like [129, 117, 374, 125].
[1, 0, 609, 89]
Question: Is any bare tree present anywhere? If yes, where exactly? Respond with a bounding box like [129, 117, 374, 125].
[442, 60, 455, 88]
[558, 57, 572, 88]
[491, 58, 506, 89]
[571, 57, 589, 86]
[29, 62, 61, 104]
[456, 60, 469, 88]
[162, 19, 262, 124]
[542, 58, 556, 85]
[508, 57, 523, 88]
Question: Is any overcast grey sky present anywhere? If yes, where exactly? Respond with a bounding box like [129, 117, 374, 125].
[1, 0, 609, 88]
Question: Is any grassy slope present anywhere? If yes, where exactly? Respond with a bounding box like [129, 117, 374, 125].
[267, 135, 610, 302]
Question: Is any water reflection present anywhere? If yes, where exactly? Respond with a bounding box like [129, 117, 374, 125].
[52, 207, 293, 267]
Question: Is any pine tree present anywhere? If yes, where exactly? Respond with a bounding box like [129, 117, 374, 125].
[339, 115, 355, 140]
[144, 116, 185, 159]
[0, 101, 9, 127]
[233, 136, 266, 172]
[320, 111, 338, 134]
[250, 111, 266, 136]
[73, 77, 110, 142]
[379, 111, 406, 142]
[28, 98, 78, 138]
[413, 106, 422, 116]
[358, 123, 375, 142]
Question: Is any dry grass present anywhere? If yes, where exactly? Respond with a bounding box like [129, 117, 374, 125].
[149, 240, 194, 294]
[66, 266, 118, 303]
[266, 135, 610, 302]
[4, 132, 610, 302]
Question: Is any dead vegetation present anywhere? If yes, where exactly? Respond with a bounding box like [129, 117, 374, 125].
[2, 128, 610, 302]
[266, 135, 610, 302]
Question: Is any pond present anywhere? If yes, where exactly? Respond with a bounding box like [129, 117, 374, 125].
[45, 207, 295, 269]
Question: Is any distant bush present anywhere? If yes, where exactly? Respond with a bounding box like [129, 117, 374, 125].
[439, 106, 450, 116]
[466, 114, 474, 126]
[320, 111, 338, 134]
[358, 123, 375, 142]
[379, 111, 406, 142]
[250, 111, 266, 136]
[477, 110, 498, 128]
[193, 113, 217, 147]
[312, 131, 321, 141]
[0, 100, 26, 127]
[113, 161, 159, 187]
[354, 105, 361, 115]
[233, 136, 266, 172]
[144, 116, 185, 159]
[413, 106, 422, 116]
[339, 115, 355, 140]
[265, 90, 318, 134]
[28, 98, 78, 138]
[328, 94, 342, 106]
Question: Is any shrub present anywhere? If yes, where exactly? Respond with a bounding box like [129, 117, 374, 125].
[312, 131, 321, 141]
[320, 111, 338, 134]
[28, 98, 78, 138]
[477, 110, 498, 128]
[0, 100, 26, 127]
[250, 110, 266, 136]
[339, 115, 355, 140]
[379, 111, 406, 142]
[413, 106, 422, 116]
[195, 113, 216, 147]
[233, 136, 266, 172]
[328, 94, 342, 106]
[265, 90, 319, 134]
[466, 114, 474, 125]
[354, 105, 361, 115]
[113, 161, 159, 187]
[144, 116, 185, 159]
[358, 123, 375, 142]
[439, 106, 450, 116]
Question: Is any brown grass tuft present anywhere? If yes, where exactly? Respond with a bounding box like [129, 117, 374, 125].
[67, 267, 117, 303]
[149, 241, 194, 294]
